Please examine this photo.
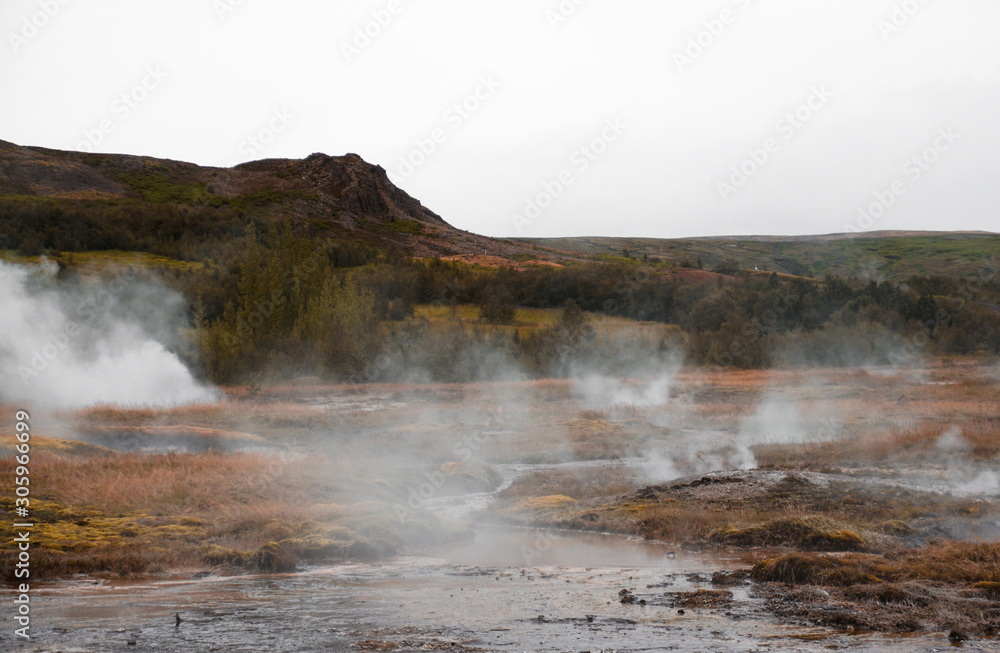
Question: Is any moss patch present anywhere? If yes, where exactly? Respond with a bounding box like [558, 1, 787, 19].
[709, 516, 868, 551]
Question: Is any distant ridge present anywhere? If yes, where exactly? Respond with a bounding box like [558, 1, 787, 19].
[0, 139, 545, 260]
[516, 232, 1000, 280]
[1, 139, 996, 280]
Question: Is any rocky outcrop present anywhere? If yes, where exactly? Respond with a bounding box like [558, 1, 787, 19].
[0, 140, 127, 198]
[0, 139, 559, 260]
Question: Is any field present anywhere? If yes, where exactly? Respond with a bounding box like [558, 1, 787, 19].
[2, 358, 1000, 638]
[520, 232, 1000, 280]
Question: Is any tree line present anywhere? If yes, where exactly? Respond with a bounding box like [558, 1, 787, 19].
[3, 198, 998, 382]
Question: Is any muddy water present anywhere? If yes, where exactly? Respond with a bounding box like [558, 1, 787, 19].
[21, 526, 975, 653]
[17, 387, 996, 652]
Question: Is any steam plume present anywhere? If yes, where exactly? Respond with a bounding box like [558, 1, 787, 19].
[0, 261, 216, 409]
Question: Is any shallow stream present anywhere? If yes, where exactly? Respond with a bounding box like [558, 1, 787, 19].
[19, 522, 984, 652]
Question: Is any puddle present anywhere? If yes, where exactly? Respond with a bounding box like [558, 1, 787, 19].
[17, 384, 1000, 652]
[22, 526, 974, 652]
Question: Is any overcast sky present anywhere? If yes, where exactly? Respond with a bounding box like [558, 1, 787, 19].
[1, 0, 997, 239]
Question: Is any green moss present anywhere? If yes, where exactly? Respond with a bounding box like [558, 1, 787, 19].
[227, 189, 318, 210]
[880, 519, 916, 536]
[972, 581, 1000, 599]
[112, 170, 220, 206]
[436, 461, 504, 495]
[496, 495, 579, 523]
[252, 542, 297, 573]
[709, 516, 868, 551]
[202, 545, 250, 567]
[383, 219, 425, 235]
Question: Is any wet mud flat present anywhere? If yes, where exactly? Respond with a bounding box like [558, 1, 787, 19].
[15, 527, 986, 653]
[7, 365, 1000, 650]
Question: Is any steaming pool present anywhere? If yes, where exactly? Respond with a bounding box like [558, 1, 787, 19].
[17, 375, 1000, 652]
[23, 524, 973, 652]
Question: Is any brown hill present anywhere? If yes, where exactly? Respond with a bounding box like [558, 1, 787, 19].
[0, 139, 552, 260]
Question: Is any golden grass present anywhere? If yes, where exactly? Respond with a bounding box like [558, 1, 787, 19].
[752, 542, 1000, 635]
[0, 450, 471, 579]
[7, 358, 998, 582]
[0, 433, 112, 456]
[709, 516, 868, 551]
[753, 541, 1000, 586]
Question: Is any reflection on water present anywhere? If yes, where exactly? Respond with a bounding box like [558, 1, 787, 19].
[23, 527, 967, 653]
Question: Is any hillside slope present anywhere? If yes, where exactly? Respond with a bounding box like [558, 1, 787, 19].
[0, 139, 545, 260]
[518, 232, 1000, 280]
[1, 139, 995, 280]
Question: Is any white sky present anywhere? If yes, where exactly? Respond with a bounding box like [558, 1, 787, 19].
[1, 0, 998, 238]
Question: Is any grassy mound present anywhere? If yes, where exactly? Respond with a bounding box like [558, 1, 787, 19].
[709, 516, 868, 551]
[752, 542, 1000, 586]
[496, 495, 579, 522]
[436, 461, 504, 495]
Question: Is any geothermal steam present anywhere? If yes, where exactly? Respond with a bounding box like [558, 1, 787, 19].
[0, 261, 216, 408]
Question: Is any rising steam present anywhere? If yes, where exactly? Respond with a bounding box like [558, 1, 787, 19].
[0, 261, 216, 409]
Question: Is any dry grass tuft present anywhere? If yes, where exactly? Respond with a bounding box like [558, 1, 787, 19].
[710, 516, 868, 551]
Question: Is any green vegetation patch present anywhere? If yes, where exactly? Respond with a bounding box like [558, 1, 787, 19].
[709, 516, 868, 551]
[383, 219, 425, 235]
[227, 189, 318, 210]
[113, 170, 220, 206]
